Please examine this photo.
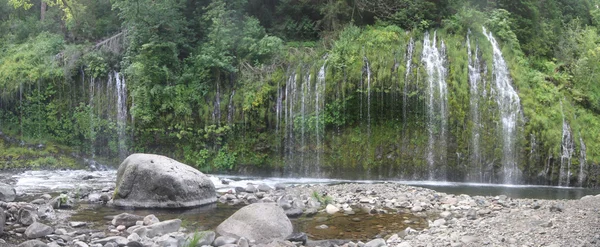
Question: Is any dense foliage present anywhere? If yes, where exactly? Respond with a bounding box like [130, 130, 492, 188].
[1, 0, 600, 186]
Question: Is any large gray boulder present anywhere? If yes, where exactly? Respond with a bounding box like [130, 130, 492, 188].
[216, 203, 293, 244]
[0, 183, 16, 202]
[113, 154, 217, 208]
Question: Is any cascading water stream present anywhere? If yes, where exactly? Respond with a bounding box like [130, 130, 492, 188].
[115, 71, 128, 160]
[403, 38, 414, 127]
[422, 31, 448, 180]
[467, 32, 483, 181]
[482, 27, 523, 184]
[559, 114, 574, 187]
[315, 63, 326, 172]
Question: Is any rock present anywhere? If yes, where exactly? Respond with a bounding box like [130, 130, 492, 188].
[91, 236, 129, 246]
[155, 233, 186, 247]
[100, 194, 110, 203]
[364, 238, 386, 247]
[431, 219, 446, 227]
[0, 208, 5, 233]
[111, 213, 144, 227]
[274, 184, 287, 190]
[73, 241, 89, 247]
[143, 219, 182, 238]
[116, 225, 126, 231]
[286, 232, 307, 245]
[0, 183, 16, 202]
[549, 204, 564, 212]
[237, 237, 249, 247]
[305, 208, 318, 217]
[466, 210, 477, 220]
[257, 184, 273, 192]
[315, 225, 329, 229]
[69, 222, 87, 228]
[326, 204, 340, 214]
[49, 194, 73, 209]
[127, 233, 140, 242]
[143, 214, 160, 225]
[410, 206, 423, 212]
[19, 208, 37, 226]
[244, 184, 257, 193]
[186, 231, 215, 246]
[460, 236, 478, 244]
[25, 222, 54, 239]
[396, 243, 412, 247]
[440, 211, 452, 219]
[125, 241, 143, 247]
[214, 236, 238, 246]
[30, 199, 46, 205]
[18, 240, 48, 247]
[54, 229, 68, 235]
[113, 153, 217, 208]
[216, 203, 293, 244]
[285, 208, 303, 218]
[36, 204, 54, 220]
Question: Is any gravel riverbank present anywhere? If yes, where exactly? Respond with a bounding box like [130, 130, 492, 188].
[1, 179, 599, 247]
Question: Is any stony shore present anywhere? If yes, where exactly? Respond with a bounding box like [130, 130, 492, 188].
[1, 181, 599, 247]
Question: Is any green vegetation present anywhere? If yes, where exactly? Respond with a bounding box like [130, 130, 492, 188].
[1, 0, 600, 186]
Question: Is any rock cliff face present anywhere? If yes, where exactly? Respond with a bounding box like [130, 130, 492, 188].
[113, 153, 216, 208]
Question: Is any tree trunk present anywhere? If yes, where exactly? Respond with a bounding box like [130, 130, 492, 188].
[41, 1, 47, 21]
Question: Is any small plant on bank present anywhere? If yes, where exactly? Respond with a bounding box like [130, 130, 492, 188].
[183, 231, 206, 247]
[311, 190, 333, 205]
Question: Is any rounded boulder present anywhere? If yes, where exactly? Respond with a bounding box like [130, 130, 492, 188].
[113, 154, 216, 208]
[216, 203, 293, 244]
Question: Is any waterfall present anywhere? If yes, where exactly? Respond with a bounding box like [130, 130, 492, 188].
[422, 31, 448, 180]
[115, 71, 128, 160]
[227, 90, 235, 125]
[483, 27, 523, 184]
[315, 63, 326, 171]
[212, 83, 221, 125]
[403, 37, 414, 126]
[89, 77, 96, 158]
[284, 72, 297, 175]
[559, 115, 574, 187]
[578, 133, 587, 186]
[364, 57, 372, 136]
[467, 32, 483, 181]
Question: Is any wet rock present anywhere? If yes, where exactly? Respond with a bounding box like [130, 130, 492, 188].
[25, 222, 54, 239]
[99, 193, 110, 203]
[216, 203, 293, 244]
[113, 153, 217, 208]
[214, 236, 238, 246]
[111, 213, 144, 227]
[286, 232, 307, 245]
[36, 204, 54, 220]
[125, 241, 143, 247]
[285, 208, 303, 218]
[364, 238, 386, 247]
[143, 214, 159, 225]
[0, 183, 16, 202]
[18, 240, 48, 247]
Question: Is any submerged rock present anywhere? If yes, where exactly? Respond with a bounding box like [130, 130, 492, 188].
[113, 153, 217, 208]
[216, 203, 293, 244]
[111, 213, 144, 227]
